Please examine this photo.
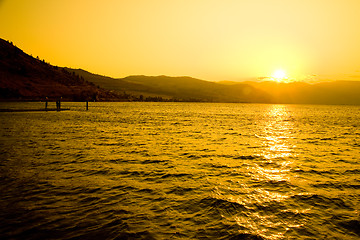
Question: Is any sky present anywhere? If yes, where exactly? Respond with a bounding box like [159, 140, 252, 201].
[1, 0, 360, 82]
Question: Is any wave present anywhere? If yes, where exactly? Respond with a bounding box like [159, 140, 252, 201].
[141, 159, 166, 164]
[337, 219, 360, 236]
[345, 169, 360, 174]
[160, 173, 192, 179]
[293, 168, 339, 175]
[166, 186, 195, 196]
[290, 194, 352, 210]
[311, 182, 360, 190]
[233, 155, 260, 160]
[199, 196, 248, 216]
[250, 179, 294, 190]
[180, 153, 263, 161]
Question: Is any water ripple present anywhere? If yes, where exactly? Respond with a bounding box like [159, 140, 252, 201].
[1, 102, 359, 239]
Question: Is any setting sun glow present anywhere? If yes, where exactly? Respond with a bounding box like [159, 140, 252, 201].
[272, 69, 287, 82]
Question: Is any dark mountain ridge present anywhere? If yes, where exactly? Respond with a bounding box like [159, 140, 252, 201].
[0, 39, 122, 101]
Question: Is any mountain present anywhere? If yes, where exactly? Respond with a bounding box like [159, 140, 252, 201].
[63, 68, 157, 98]
[67, 69, 272, 103]
[243, 81, 360, 105]
[0, 38, 123, 101]
[69, 68, 360, 104]
[126, 75, 274, 102]
[1, 38, 360, 104]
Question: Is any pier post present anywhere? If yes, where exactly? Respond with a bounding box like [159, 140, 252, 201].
[56, 98, 61, 111]
[45, 97, 48, 111]
[86, 101, 89, 110]
[57, 97, 62, 111]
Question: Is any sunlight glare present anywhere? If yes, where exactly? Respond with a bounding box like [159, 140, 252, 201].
[272, 69, 287, 82]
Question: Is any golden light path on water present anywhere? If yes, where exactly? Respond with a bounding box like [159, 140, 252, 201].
[231, 105, 302, 239]
[259, 105, 295, 186]
[262, 104, 295, 160]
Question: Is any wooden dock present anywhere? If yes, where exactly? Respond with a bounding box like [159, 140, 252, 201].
[0, 108, 70, 112]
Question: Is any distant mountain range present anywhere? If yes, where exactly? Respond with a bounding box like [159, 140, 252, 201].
[1, 38, 360, 105]
[64, 70, 360, 105]
[64, 68, 271, 103]
[241, 80, 360, 105]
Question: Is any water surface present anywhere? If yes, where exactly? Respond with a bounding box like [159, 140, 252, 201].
[0, 102, 359, 239]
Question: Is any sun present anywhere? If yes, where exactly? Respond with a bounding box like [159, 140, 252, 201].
[272, 69, 287, 82]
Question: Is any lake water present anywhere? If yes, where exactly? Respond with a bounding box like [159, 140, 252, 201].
[0, 102, 359, 239]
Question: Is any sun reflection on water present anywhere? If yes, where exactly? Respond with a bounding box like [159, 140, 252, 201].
[261, 105, 295, 160]
[254, 104, 297, 189]
[230, 105, 300, 239]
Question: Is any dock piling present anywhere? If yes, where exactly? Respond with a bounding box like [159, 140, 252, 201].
[45, 97, 48, 111]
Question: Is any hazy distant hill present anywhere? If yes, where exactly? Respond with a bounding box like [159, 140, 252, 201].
[68, 69, 272, 103]
[243, 81, 360, 105]
[121, 75, 274, 102]
[0, 38, 122, 101]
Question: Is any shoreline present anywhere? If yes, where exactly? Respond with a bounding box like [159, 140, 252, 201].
[0, 108, 70, 112]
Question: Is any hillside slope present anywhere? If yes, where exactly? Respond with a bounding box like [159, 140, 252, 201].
[0, 39, 122, 101]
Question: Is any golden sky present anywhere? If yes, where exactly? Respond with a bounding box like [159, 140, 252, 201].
[1, 0, 360, 82]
